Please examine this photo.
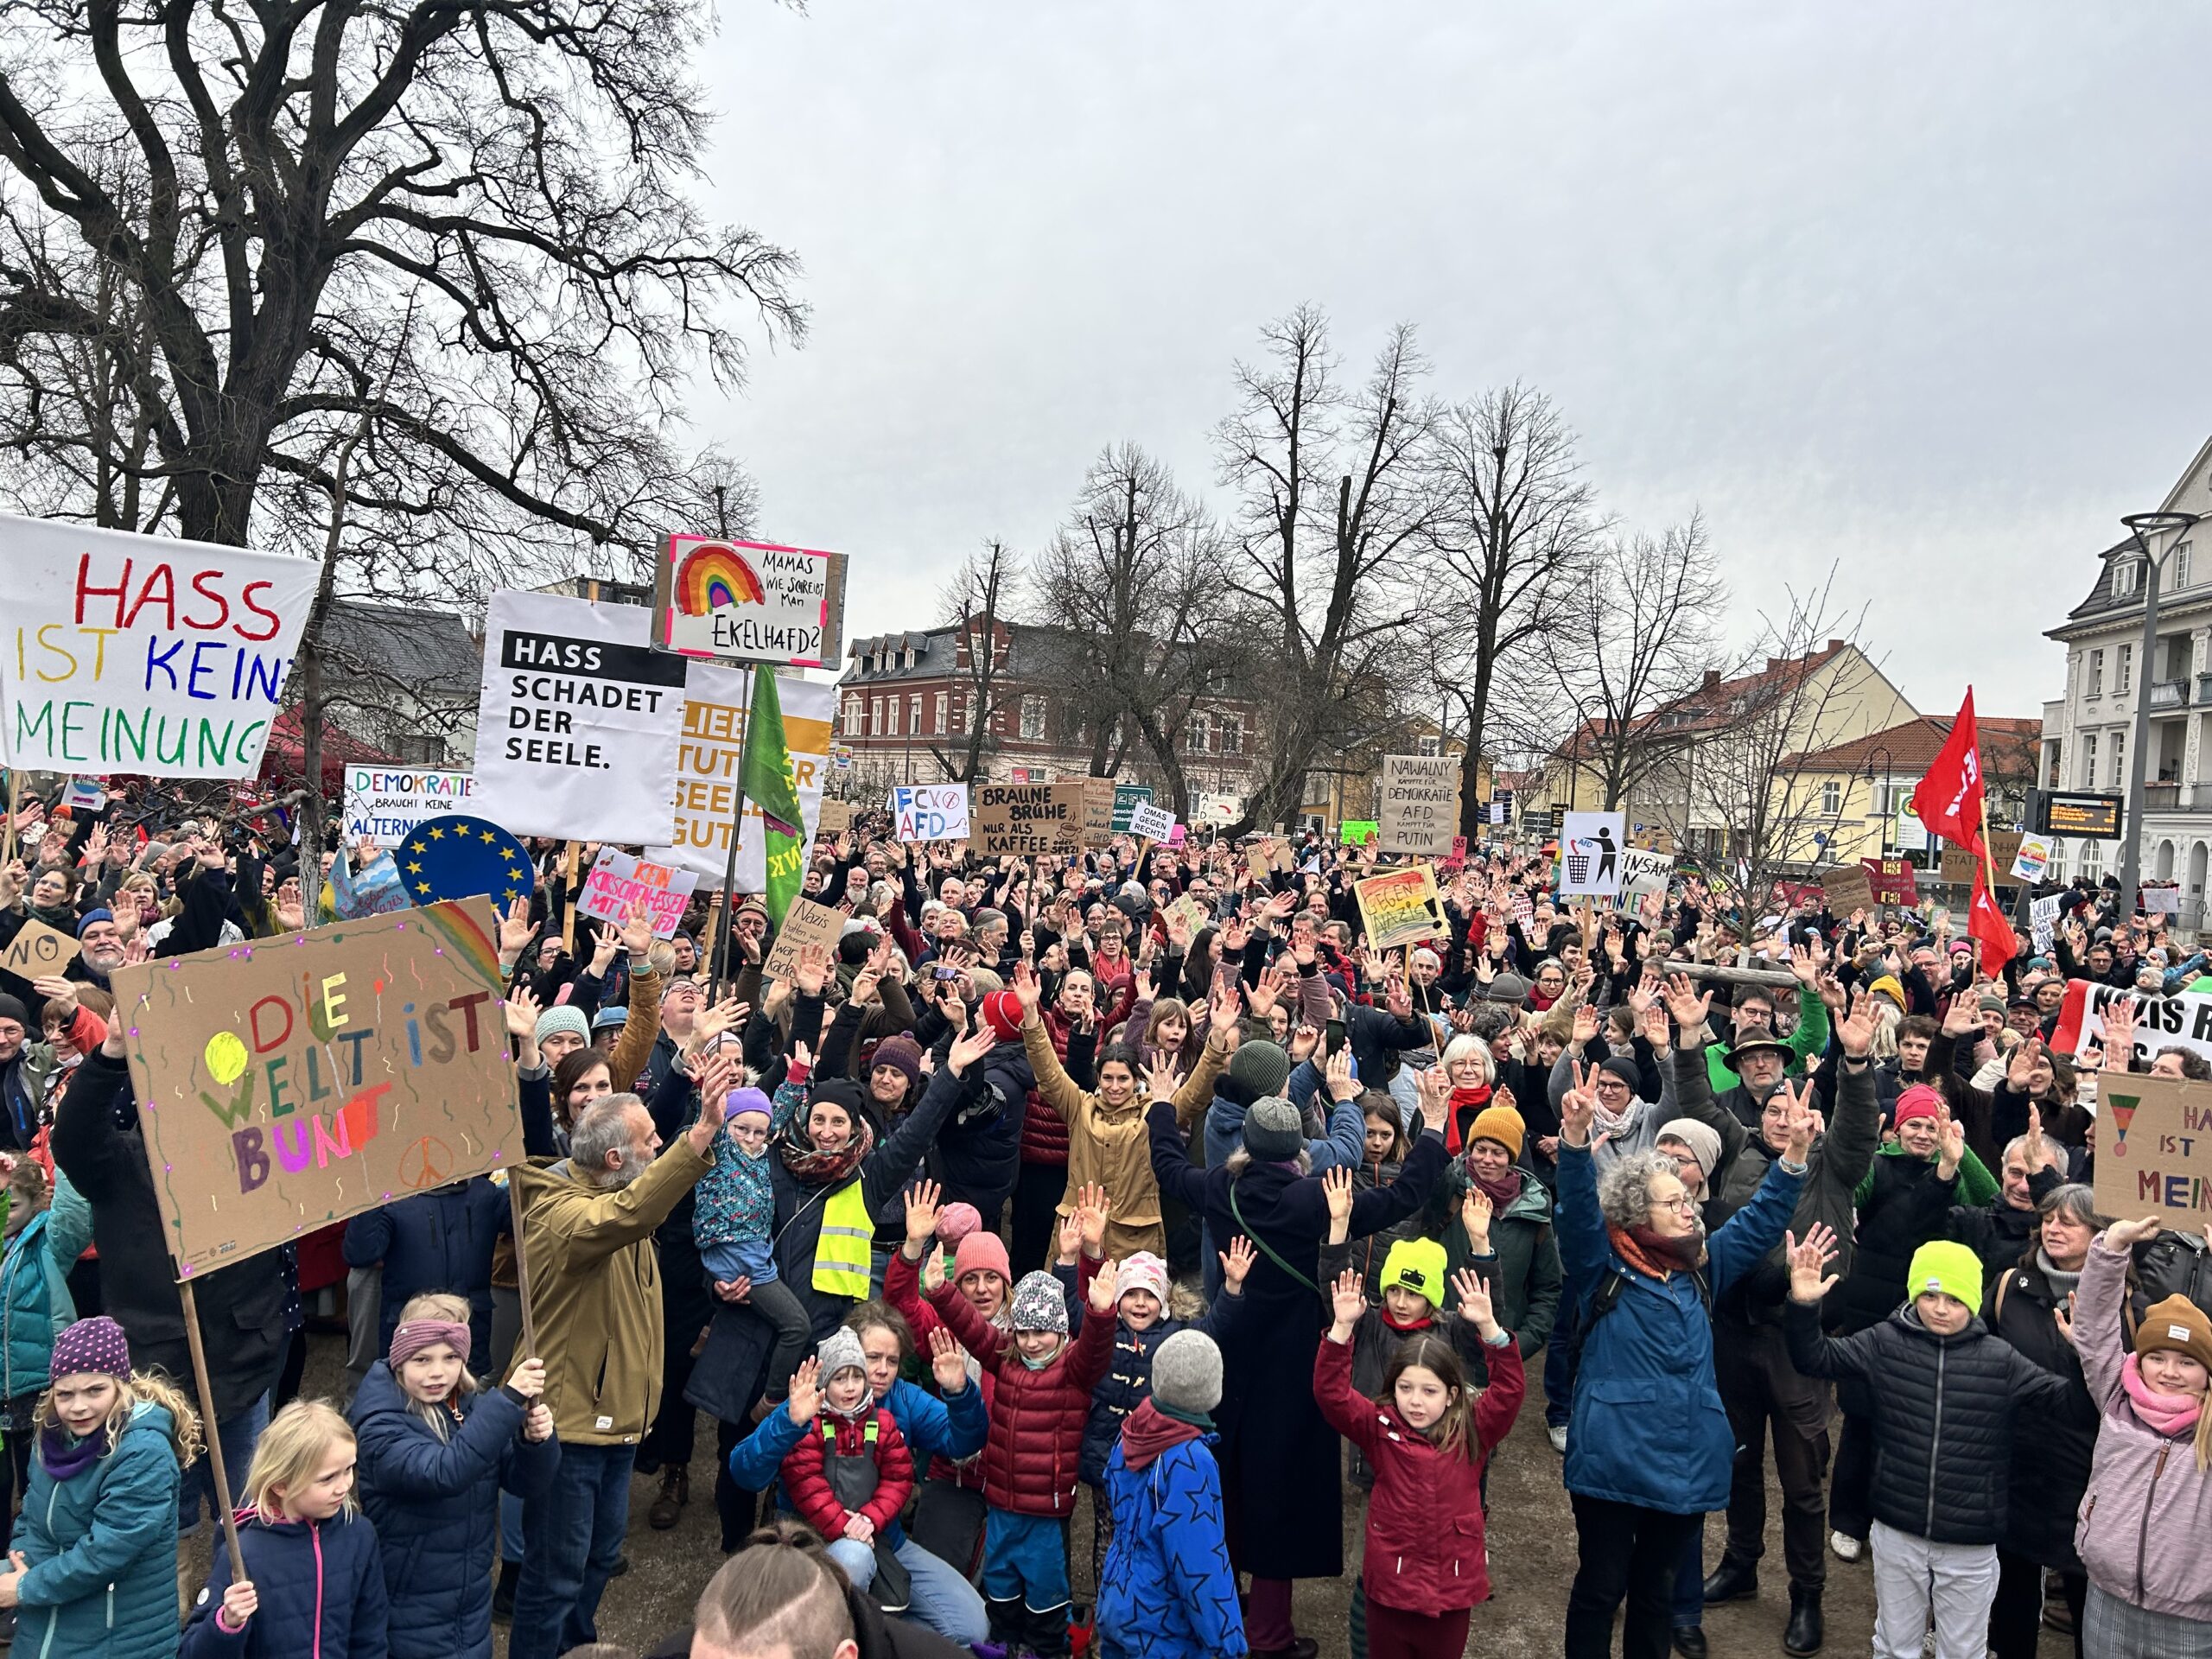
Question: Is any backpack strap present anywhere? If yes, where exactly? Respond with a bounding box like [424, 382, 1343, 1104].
[1228, 1175, 1319, 1296]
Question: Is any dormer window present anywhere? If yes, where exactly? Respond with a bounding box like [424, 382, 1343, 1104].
[2113, 559, 2142, 598]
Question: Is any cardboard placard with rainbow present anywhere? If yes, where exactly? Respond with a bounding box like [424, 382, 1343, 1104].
[110, 897, 523, 1279]
[2092, 1074, 2212, 1230]
[654, 534, 836, 668]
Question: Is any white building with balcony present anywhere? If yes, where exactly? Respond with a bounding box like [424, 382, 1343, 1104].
[2044, 436, 2212, 925]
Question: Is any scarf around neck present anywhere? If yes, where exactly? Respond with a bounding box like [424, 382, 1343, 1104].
[2121, 1356, 2203, 1437]
[1445, 1083, 1491, 1155]
[1471, 1164, 1524, 1211]
[1611, 1219, 1707, 1279]
[779, 1113, 874, 1185]
[39, 1425, 101, 1482]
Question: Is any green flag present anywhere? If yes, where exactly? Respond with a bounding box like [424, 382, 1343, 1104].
[741, 666, 808, 925]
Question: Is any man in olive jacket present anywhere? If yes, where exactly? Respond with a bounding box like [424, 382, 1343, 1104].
[509, 1090, 719, 1659]
[1665, 978, 1883, 1658]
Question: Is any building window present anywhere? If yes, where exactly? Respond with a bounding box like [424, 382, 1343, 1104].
[887, 697, 901, 737]
[2112, 730, 2126, 791]
[393, 733, 445, 765]
[868, 697, 883, 737]
[1417, 734, 1440, 757]
[1188, 712, 1211, 753]
[2119, 643, 2133, 696]
[1020, 696, 1046, 741]
[842, 696, 861, 734]
[933, 691, 948, 734]
[908, 695, 921, 736]
[2088, 650, 2104, 698]
[2177, 542, 2193, 591]
[2113, 560, 2140, 598]
[1821, 780, 1842, 817]
[1220, 715, 1243, 755]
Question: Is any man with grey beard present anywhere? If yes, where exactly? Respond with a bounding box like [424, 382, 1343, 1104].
[509, 1086, 722, 1659]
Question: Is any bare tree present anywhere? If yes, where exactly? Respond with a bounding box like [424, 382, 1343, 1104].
[1030, 443, 1238, 815]
[1215, 308, 1438, 833]
[1640, 568, 1897, 913]
[1414, 385, 1603, 836]
[1544, 514, 1729, 811]
[0, 0, 802, 569]
[931, 541, 1020, 784]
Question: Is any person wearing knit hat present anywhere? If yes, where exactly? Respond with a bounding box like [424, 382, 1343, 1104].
[1865, 974, 1907, 1014]
[979, 988, 1026, 1044]
[966, 965, 1005, 997]
[1378, 1236, 1448, 1321]
[774, 1325, 917, 1605]
[49, 1314, 130, 1382]
[1240, 1096, 1306, 1164]
[951, 1230, 1014, 1318]
[73, 907, 113, 940]
[533, 1003, 590, 1063]
[1467, 1103, 1524, 1160]
[1147, 1329, 1224, 1420]
[2134, 1292, 2212, 1378]
[1655, 1117, 1724, 1200]
[935, 1201, 983, 1244]
[1228, 1039, 1292, 1102]
[1009, 1270, 1071, 1342]
[868, 1033, 924, 1096]
[1781, 1226, 2078, 1659]
[814, 1325, 869, 1397]
[1485, 970, 1532, 1007]
[1115, 1251, 1172, 1330]
[692, 1084, 813, 1408]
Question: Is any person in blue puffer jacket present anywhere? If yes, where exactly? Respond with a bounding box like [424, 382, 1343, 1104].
[0, 1315, 199, 1659]
[1097, 1330, 1246, 1659]
[0, 1159, 92, 1522]
[343, 1179, 506, 1365]
[350, 1293, 561, 1659]
[728, 1300, 989, 1648]
[181, 1399, 388, 1659]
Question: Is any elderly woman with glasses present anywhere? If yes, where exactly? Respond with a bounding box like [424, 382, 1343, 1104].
[1553, 1060, 1816, 1659]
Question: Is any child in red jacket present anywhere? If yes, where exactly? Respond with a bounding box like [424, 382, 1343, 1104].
[1315, 1266, 1525, 1659]
[779, 1327, 915, 1611]
[927, 1245, 1117, 1659]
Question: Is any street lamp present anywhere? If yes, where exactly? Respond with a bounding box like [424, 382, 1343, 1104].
[1861, 745, 1895, 859]
[2117, 510, 2200, 908]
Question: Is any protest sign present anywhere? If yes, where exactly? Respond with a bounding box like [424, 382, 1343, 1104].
[1940, 833, 2023, 886]
[1355, 866, 1448, 953]
[1378, 755, 1461, 856]
[397, 814, 534, 908]
[1110, 785, 1154, 833]
[111, 898, 518, 1277]
[1081, 779, 1116, 848]
[61, 778, 105, 813]
[2092, 1076, 2212, 1229]
[652, 536, 841, 669]
[1128, 801, 1176, 842]
[1556, 811, 1627, 897]
[2030, 893, 2062, 957]
[1821, 864, 1875, 914]
[2051, 977, 2212, 1073]
[579, 849, 698, 938]
[1163, 893, 1211, 940]
[889, 784, 969, 842]
[0, 512, 315, 779]
[1, 918, 79, 978]
[762, 895, 846, 982]
[1862, 857, 1921, 904]
[1338, 820, 1378, 848]
[2145, 885, 2183, 917]
[342, 766, 476, 848]
[474, 591, 683, 844]
[975, 783, 1087, 856]
[649, 664, 831, 889]
[818, 798, 853, 837]
[1618, 848, 1675, 902]
[2012, 835, 2053, 883]
[1167, 823, 1187, 848]
[1245, 839, 1278, 883]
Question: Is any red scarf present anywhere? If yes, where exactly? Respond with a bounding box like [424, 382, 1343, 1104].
[1446, 1083, 1491, 1154]
[1471, 1166, 1523, 1211]
[1119, 1399, 1205, 1470]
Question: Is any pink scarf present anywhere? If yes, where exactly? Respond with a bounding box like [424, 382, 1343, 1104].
[2121, 1355, 2204, 1437]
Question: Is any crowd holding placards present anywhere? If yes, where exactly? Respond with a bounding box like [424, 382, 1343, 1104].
[0, 781, 2208, 1659]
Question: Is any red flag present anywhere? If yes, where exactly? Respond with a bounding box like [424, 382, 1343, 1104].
[1912, 690, 1986, 853]
[1967, 864, 2017, 978]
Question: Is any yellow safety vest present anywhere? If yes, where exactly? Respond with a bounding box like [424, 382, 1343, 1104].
[812, 1178, 874, 1299]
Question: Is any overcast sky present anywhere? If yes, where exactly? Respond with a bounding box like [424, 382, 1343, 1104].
[693, 3, 2210, 722]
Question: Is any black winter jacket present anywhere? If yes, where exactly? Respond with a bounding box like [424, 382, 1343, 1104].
[1985, 1251, 2099, 1569]
[1784, 1300, 2072, 1545]
[1830, 1154, 1961, 1336]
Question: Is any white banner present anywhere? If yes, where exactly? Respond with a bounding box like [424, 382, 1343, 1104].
[649, 666, 831, 891]
[655, 537, 833, 667]
[2051, 976, 2212, 1072]
[0, 512, 315, 779]
[472, 591, 683, 844]
[2031, 893, 2062, 958]
[1128, 801, 1177, 842]
[1618, 847, 1675, 901]
[342, 766, 476, 847]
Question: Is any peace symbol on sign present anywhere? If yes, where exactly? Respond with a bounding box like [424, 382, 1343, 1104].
[397, 1135, 454, 1191]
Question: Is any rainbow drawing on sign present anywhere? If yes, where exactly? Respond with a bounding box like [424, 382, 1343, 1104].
[675, 543, 766, 615]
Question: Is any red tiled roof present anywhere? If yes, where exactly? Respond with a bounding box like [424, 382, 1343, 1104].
[1787, 714, 2042, 772]
[1548, 642, 1855, 760]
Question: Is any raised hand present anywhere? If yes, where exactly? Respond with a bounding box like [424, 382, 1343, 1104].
[619, 899, 655, 957]
[1012, 960, 1043, 1018]
[2103, 1215, 2165, 1252]
[1559, 1060, 1599, 1148]
[1571, 1002, 1600, 1048]
[1785, 1226, 1841, 1303]
[792, 942, 831, 997]
[1329, 1266, 1366, 1337]
[1057, 1206, 1085, 1265]
[1460, 1187, 1494, 1250]
[1074, 1181, 1111, 1256]
[1452, 1268, 1497, 1335]
[1641, 1000, 1672, 1052]
[1415, 1065, 1451, 1135]
[1219, 1234, 1257, 1294]
[498, 896, 535, 963]
[1935, 1103, 1966, 1175]
[927, 1327, 971, 1394]
[948, 1024, 999, 1076]
[903, 1179, 943, 1246]
[1835, 986, 1877, 1058]
[503, 983, 543, 1042]
[1663, 972, 1712, 1034]
[1325, 1042, 1359, 1103]
[785, 1357, 823, 1424]
[1320, 1166, 1353, 1229]
[1087, 1257, 1121, 1313]
[1145, 1052, 1182, 1103]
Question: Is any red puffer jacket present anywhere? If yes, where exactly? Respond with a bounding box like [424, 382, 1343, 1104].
[779, 1404, 914, 1538]
[926, 1267, 1112, 1516]
[884, 1248, 995, 1492]
[1312, 1326, 1525, 1615]
[1020, 1012, 1075, 1167]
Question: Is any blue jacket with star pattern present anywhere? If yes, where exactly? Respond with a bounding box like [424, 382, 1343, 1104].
[1096, 1429, 1245, 1659]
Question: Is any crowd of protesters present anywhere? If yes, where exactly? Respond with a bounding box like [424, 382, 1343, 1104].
[0, 774, 2207, 1659]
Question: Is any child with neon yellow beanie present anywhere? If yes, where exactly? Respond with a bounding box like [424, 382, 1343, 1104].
[1781, 1230, 2076, 1659]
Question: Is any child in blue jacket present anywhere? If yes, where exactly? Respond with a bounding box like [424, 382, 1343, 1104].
[1096, 1330, 1245, 1659]
[693, 1085, 811, 1404]
[0, 1158, 92, 1522]
[181, 1399, 389, 1659]
[350, 1293, 560, 1659]
[0, 1315, 199, 1659]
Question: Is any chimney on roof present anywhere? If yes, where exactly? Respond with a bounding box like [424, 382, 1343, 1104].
[1765, 657, 1783, 674]
[1826, 638, 1844, 652]
[1701, 671, 1720, 691]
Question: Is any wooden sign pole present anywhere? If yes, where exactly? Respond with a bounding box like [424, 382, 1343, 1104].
[506, 1181, 539, 1360]
[1, 771, 19, 870]
[179, 1280, 246, 1573]
[559, 841, 582, 955]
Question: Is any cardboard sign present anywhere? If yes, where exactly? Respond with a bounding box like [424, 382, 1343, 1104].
[1378, 755, 1461, 855]
[0, 512, 316, 779]
[1162, 893, 1211, 939]
[1820, 864, 1875, 914]
[1110, 785, 1154, 833]
[817, 798, 853, 837]
[1355, 866, 1448, 953]
[1618, 848, 1675, 901]
[2093, 1075, 2212, 1230]
[1557, 811, 1627, 897]
[342, 766, 476, 848]
[578, 849, 698, 938]
[2030, 893, 2062, 957]
[2013, 836, 2054, 883]
[474, 590, 683, 844]
[648, 664, 831, 890]
[1338, 820, 1378, 848]
[890, 784, 969, 842]
[110, 899, 519, 1278]
[1244, 840, 1277, 883]
[1081, 779, 1117, 849]
[652, 536, 840, 669]
[762, 895, 846, 983]
[1940, 832, 2024, 887]
[1, 918, 80, 978]
[1128, 801, 1176, 842]
[975, 783, 1086, 856]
